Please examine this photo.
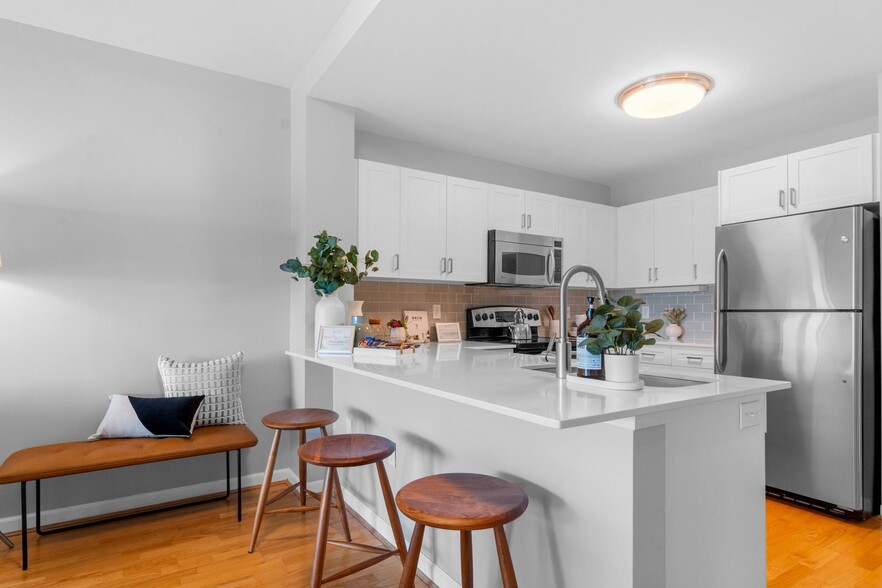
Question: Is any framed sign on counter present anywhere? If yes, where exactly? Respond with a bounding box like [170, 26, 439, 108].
[403, 310, 429, 342]
[316, 326, 356, 355]
[434, 322, 462, 343]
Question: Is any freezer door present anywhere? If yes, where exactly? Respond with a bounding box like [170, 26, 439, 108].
[715, 206, 861, 310]
[719, 311, 861, 510]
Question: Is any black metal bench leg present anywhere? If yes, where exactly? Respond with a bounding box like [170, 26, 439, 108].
[0, 530, 11, 549]
[20, 482, 27, 571]
[35, 479, 43, 535]
[237, 449, 242, 522]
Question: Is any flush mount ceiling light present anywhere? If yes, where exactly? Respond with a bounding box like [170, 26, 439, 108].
[616, 72, 714, 119]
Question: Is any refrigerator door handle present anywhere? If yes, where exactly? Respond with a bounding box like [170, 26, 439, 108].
[715, 248, 728, 372]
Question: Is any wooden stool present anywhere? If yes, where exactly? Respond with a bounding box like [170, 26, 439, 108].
[298, 434, 408, 588]
[396, 473, 529, 588]
[248, 408, 350, 553]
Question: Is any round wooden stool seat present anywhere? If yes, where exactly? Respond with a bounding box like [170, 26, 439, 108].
[396, 473, 529, 588]
[396, 473, 528, 531]
[261, 408, 338, 430]
[298, 434, 396, 468]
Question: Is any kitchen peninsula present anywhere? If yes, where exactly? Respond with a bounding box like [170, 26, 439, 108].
[286, 344, 790, 587]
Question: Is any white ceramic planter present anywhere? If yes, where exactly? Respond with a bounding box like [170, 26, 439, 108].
[315, 291, 347, 349]
[604, 353, 640, 383]
[389, 327, 407, 343]
[665, 324, 684, 341]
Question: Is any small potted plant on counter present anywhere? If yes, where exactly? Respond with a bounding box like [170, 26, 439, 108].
[387, 318, 407, 344]
[580, 295, 664, 383]
[662, 307, 687, 341]
[280, 230, 379, 349]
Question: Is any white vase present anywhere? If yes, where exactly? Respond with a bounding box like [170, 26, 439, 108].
[665, 324, 684, 341]
[389, 327, 407, 344]
[346, 300, 365, 325]
[315, 291, 347, 350]
[604, 354, 640, 383]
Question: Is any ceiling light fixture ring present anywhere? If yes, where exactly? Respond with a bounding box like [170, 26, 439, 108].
[616, 72, 714, 119]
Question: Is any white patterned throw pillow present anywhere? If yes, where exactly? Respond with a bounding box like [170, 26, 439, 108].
[158, 351, 246, 427]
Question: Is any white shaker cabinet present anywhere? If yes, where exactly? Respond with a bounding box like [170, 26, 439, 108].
[653, 193, 694, 287]
[691, 188, 719, 284]
[445, 177, 488, 282]
[617, 201, 655, 287]
[399, 168, 448, 281]
[557, 199, 590, 287]
[720, 134, 877, 225]
[358, 160, 401, 278]
[488, 186, 559, 235]
[586, 203, 617, 289]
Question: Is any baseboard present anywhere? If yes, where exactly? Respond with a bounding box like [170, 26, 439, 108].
[0, 468, 296, 534]
[338, 486, 459, 588]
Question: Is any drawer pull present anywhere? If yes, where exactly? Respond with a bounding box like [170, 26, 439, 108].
[642, 353, 656, 358]
[686, 356, 705, 361]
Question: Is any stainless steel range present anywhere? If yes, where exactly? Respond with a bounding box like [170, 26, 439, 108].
[466, 305, 555, 354]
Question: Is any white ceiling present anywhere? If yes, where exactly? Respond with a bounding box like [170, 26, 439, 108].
[1, 0, 880, 187]
[0, 0, 350, 87]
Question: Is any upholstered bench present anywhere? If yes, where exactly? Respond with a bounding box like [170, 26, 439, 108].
[0, 424, 258, 570]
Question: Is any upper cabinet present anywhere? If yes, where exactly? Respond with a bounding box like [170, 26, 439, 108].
[617, 188, 718, 288]
[720, 134, 877, 225]
[358, 161, 488, 283]
[488, 186, 559, 235]
[556, 199, 618, 289]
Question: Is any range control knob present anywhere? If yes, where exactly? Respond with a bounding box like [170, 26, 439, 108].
[474, 314, 482, 322]
[489, 314, 494, 320]
[482, 313, 489, 320]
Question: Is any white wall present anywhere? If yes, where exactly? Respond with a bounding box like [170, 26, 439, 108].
[0, 21, 292, 519]
[611, 116, 879, 205]
[356, 130, 611, 204]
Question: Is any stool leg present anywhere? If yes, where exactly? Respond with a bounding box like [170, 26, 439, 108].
[376, 460, 408, 565]
[398, 522, 425, 588]
[310, 467, 335, 588]
[248, 429, 281, 553]
[493, 525, 518, 588]
[461, 530, 474, 588]
[331, 468, 352, 542]
[298, 430, 308, 506]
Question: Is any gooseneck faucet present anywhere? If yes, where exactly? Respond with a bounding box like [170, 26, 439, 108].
[557, 265, 611, 379]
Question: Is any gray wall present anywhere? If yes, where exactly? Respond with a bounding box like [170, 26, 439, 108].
[0, 21, 291, 520]
[356, 130, 611, 204]
[610, 116, 879, 206]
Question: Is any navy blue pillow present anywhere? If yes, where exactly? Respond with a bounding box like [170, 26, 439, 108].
[90, 395, 206, 440]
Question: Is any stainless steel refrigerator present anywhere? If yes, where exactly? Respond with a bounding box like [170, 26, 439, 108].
[715, 204, 879, 519]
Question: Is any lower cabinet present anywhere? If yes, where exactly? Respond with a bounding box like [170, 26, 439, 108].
[639, 344, 714, 371]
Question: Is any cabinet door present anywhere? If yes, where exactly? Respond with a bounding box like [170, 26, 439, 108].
[617, 202, 655, 288]
[488, 184, 526, 232]
[586, 203, 617, 289]
[654, 194, 695, 286]
[446, 177, 488, 282]
[691, 188, 718, 284]
[399, 168, 447, 280]
[788, 134, 875, 214]
[357, 160, 400, 278]
[525, 191, 559, 235]
[557, 199, 590, 287]
[719, 156, 788, 225]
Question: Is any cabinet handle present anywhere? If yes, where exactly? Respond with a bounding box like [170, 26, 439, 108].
[693, 263, 698, 280]
[448, 257, 453, 274]
[440, 257, 447, 275]
[527, 214, 532, 229]
[790, 187, 797, 207]
[654, 267, 658, 281]
[521, 213, 526, 229]
[642, 352, 656, 358]
[393, 253, 399, 271]
[686, 356, 704, 361]
[778, 189, 786, 209]
[648, 268, 652, 283]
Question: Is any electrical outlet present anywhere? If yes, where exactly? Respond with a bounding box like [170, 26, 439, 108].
[432, 304, 442, 319]
[740, 401, 761, 429]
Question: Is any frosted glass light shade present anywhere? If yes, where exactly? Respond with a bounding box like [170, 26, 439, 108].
[617, 72, 713, 119]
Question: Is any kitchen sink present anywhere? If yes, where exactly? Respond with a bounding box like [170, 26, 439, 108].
[520, 364, 706, 387]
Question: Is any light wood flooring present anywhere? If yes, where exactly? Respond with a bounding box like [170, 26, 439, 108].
[2, 489, 882, 586]
[0, 482, 431, 587]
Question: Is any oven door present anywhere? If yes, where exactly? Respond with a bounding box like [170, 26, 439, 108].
[493, 242, 555, 286]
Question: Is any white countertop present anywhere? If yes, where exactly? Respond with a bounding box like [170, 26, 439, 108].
[286, 343, 789, 429]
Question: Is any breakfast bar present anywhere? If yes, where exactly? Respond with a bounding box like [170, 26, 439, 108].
[287, 343, 790, 587]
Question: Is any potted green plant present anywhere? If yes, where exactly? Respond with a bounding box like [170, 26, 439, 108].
[280, 231, 379, 348]
[580, 295, 664, 383]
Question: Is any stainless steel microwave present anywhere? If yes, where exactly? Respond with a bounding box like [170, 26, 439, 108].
[487, 230, 563, 287]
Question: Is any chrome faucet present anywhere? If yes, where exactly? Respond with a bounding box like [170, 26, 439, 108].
[556, 265, 611, 379]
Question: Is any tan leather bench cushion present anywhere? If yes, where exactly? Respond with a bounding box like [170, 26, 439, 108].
[0, 425, 258, 484]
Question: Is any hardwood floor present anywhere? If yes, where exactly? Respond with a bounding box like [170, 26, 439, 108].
[2, 489, 880, 587]
[0, 483, 431, 587]
[767, 498, 882, 587]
